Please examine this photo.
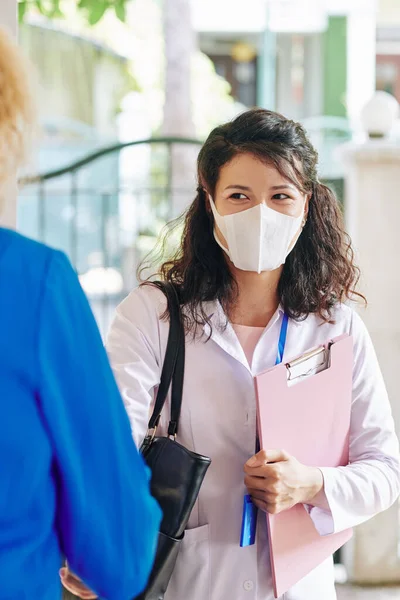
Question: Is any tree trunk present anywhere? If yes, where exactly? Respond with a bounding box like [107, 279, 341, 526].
[162, 0, 198, 217]
[162, 0, 195, 137]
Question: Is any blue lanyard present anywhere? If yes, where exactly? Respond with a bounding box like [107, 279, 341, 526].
[255, 312, 288, 454]
[240, 312, 290, 548]
[275, 312, 289, 366]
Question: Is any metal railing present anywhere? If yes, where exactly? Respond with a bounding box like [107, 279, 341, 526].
[18, 136, 344, 336]
[19, 137, 202, 335]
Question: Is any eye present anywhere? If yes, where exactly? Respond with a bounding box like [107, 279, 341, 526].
[272, 193, 291, 201]
[230, 193, 249, 200]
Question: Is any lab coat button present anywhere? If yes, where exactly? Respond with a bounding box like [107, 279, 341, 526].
[243, 580, 254, 591]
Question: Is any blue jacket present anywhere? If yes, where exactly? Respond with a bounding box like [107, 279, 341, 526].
[0, 228, 161, 600]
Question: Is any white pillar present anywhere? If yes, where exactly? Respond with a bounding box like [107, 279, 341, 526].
[327, 0, 377, 128]
[340, 141, 400, 584]
[346, 7, 377, 129]
[0, 0, 17, 229]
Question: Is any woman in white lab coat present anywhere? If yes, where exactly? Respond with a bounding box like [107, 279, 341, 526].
[107, 109, 400, 600]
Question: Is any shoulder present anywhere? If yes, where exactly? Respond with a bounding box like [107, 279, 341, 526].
[0, 231, 77, 381]
[107, 284, 169, 367]
[327, 302, 357, 330]
[292, 302, 370, 349]
[116, 283, 167, 327]
[326, 302, 369, 340]
[300, 303, 373, 364]
[0, 228, 76, 307]
[291, 304, 373, 376]
[110, 284, 169, 351]
[0, 227, 72, 280]
[0, 227, 53, 268]
[297, 302, 361, 331]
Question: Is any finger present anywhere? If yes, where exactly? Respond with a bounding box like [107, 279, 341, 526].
[245, 450, 267, 468]
[60, 567, 91, 595]
[62, 583, 97, 600]
[61, 572, 83, 588]
[263, 449, 290, 463]
[61, 573, 97, 598]
[244, 475, 264, 491]
[251, 497, 269, 513]
[245, 449, 289, 468]
[61, 580, 82, 596]
[244, 463, 282, 479]
[244, 474, 275, 491]
[265, 502, 286, 515]
[248, 490, 273, 506]
[60, 568, 82, 584]
[248, 489, 279, 504]
[252, 497, 283, 515]
[251, 497, 285, 515]
[78, 592, 97, 600]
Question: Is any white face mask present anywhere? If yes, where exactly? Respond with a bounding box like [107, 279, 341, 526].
[209, 196, 304, 273]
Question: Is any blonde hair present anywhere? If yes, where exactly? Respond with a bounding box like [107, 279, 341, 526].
[0, 27, 36, 202]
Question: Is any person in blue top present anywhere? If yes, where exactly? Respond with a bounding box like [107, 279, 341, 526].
[0, 27, 161, 600]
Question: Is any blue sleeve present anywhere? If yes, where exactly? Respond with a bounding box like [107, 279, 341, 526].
[36, 251, 161, 600]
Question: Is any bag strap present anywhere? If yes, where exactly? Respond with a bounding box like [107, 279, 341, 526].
[147, 282, 185, 437]
[168, 286, 185, 437]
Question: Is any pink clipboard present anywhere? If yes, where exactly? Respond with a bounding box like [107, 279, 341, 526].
[254, 334, 353, 598]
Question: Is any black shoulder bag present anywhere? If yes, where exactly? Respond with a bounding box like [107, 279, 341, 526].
[136, 282, 211, 600]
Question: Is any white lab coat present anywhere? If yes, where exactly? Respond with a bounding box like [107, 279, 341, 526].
[106, 285, 400, 600]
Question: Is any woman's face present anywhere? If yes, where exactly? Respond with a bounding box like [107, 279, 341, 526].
[212, 153, 309, 251]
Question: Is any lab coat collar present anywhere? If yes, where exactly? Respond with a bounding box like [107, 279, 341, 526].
[201, 300, 297, 372]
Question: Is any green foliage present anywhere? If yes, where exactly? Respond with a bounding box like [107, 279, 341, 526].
[18, 0, 63, 20]
[18, 0, 130, 25]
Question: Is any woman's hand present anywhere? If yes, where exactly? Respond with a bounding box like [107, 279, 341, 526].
[60, 566, 97, 599]
[244, 449, 323, 515]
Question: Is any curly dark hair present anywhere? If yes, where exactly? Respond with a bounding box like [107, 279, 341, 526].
[141, 108, 364, 331]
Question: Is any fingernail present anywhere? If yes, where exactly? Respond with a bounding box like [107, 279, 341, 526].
[246, 456, 257, 467]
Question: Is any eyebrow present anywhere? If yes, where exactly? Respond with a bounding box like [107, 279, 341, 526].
[270, 184, 297, 191]
[224, 185, 253, 192]
[224, 184, 297, 192]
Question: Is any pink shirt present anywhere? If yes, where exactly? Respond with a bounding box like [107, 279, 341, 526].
[232, 323, 265, 367]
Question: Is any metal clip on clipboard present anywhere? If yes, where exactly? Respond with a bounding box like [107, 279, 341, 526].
[285, 342, 333, 384]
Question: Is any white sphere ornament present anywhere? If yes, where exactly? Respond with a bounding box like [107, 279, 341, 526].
[360, 91, 399, 139]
